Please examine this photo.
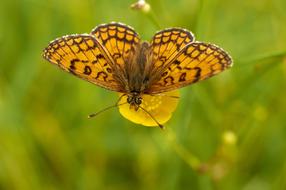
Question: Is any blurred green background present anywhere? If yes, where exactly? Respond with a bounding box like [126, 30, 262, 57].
[1, 0, 286, 189]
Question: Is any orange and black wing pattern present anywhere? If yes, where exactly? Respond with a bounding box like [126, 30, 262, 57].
[149, 28, 195, 74]
[91, 22, 140, 72]
[43, 34, 125, 92]
[146, 42, 233, 94]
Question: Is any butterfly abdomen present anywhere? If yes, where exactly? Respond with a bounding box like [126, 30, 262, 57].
[125, 41, 151, 93]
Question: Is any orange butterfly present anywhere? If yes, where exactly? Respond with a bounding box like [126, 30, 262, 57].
[43, 22, 232, 127]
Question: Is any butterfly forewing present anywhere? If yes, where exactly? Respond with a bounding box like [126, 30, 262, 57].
[91, 22, 140, 72]
[146, 42, 233, 94]
[43, 34, 124, 92]
[149, 28, 195, 74]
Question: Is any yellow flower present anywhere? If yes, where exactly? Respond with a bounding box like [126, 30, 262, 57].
[118, 91, 180, 127]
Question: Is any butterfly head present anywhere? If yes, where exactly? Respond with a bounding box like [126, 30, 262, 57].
[127, 92, 142, 111]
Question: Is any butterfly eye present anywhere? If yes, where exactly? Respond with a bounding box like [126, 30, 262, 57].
[135, 97, 142, 105]
[127, 96, 133, 103]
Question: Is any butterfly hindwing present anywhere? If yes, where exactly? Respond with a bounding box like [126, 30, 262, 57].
[146, 42, 233, 94]
[43, 34, 124, 92]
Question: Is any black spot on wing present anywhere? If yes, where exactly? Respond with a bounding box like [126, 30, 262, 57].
[84, 66, 92, 75]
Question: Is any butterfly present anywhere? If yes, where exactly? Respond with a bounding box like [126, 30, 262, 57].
[43, 22, 232, 127]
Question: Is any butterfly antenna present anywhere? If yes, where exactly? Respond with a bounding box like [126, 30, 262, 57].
[138, 105, 165, 129]
[88, 94, 128, 118]
[88, 102, 127, 118]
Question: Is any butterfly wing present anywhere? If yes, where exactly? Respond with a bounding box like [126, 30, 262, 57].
[146, 42, 233, 94]
[149, 28, 195, 74]
[90, 22, 140, 72]
[43, 34, 125, 92]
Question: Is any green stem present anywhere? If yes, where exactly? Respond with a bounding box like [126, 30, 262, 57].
[164, 128, 202, 170]
[146, 10, 161, 29]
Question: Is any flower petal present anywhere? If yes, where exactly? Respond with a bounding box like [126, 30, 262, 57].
[118, 91, 180, 127]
